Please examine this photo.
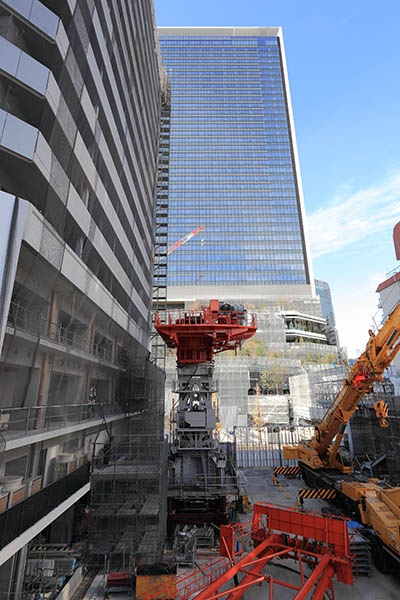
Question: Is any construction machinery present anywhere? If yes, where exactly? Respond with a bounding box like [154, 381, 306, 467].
[283, 301, 400, 571]
[143, 502, 355, 600]
[155, 300, 256, 534]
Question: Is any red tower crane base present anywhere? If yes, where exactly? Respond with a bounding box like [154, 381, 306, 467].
[154, 299, 257, 364]
[143, 503, 355, 600]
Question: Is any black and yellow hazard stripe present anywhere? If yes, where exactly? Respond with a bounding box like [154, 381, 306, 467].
[298, 488, 336, 500]
[273, 466, 301, 476]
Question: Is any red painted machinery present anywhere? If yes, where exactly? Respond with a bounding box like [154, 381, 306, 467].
[154, 299, 257, 363]
[155, 300, 257, 535]
[144, 503, 354, 600]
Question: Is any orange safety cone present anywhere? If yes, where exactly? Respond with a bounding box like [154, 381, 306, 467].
[279, 484, 282, 492]
[286, 490, 291, 500]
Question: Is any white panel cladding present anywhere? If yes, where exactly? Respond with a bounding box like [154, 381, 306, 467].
[88, 10, 153, 250]
[80, 85, 97, 134]
[85, 44, 125, 162]
[43, 74, 152, 283]
[23, 206, 148, 345]
[73, 132, 151, 272]
[0, 193, 28, 351]
[99, 0, 154, 197]
[55, 20, 69, 60]
[91, 8, 127, 130]
[45, 72, 61, 115]
[67, 0, 77, 14]
[72, 134, 137, 256]
[27, 131, 151, 321]
[34, 131, 52, 180]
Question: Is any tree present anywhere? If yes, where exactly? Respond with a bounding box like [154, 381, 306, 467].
[190, 300, 202, 311]
[261, 364, 286, 394]
[242, 339, 257, 357]
[251, 394, 264, 443]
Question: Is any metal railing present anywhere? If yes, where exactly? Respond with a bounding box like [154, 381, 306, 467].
[0, 402, 123, 435]
[169, 474, 238, 497]
[7, 301, 114, 364]
[0, 463, 90, 550]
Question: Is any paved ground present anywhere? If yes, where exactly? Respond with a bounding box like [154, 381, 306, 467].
[83, 467, 400, 598]
[239, 467, 400, 599]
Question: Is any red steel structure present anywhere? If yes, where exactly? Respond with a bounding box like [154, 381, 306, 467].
[154, 299, 257, 364]
[144, 503, 354, 600]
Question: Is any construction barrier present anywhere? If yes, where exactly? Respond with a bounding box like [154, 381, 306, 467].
[299, 488, 337, 500]
[273, 466, 300, 476]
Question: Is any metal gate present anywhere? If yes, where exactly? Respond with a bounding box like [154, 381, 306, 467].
[233, 426, 314, 468]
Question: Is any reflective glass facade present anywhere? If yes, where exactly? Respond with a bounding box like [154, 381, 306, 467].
[158, 28, 311, 288]
[315, 279, 337, 328]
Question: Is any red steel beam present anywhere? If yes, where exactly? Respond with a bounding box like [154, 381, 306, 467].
[293, 553, 332, 600]
[310, 564, 336, 600]
[194, 536, 274, 600]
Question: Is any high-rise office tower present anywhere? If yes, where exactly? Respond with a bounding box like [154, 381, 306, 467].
[158, 28, 339, 427]
[158, 27, 314, 302]
[0, 0, 164, 593]
[315, 279, 340, 346]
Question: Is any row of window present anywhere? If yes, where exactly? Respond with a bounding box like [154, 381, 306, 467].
[171, 124, 289, 131]
[168, 263, 305, 273]
[170, 143, 291, 150]
[169, 151, 292, 157]
[170, 77, 283, 83]
[168, 206, 299, 214]
[170, 135, 290, 140]
[170, 78, 283, 84]
[161, 51, 280, 57]
[169, 198, 298, 205]
[164, 61, 281, 68]
[172, 115, 287, 121]
[167, 250, 305, 260]
[170, 88, 283, 95]
[169, 72, 282, 78]
[170, 169, 294, 176]
[170, 179, 294, 186]
[166, 244, 304, 252]
[171, 100, 284, 106]
[171, 85, 284, 93]
[168, 223, 302, 232]
[169, 191, 297, 199]
[169, 162, 293, 169]
[159, 37, 277, 43]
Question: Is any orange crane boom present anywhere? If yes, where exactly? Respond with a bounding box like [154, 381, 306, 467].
[283, 300, 400, 572]
[284, 301, 400, 473]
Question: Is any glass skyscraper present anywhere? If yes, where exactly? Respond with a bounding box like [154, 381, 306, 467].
[158, 27, 314, 295]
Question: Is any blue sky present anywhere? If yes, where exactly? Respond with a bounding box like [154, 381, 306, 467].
[154, 0, 400, 356]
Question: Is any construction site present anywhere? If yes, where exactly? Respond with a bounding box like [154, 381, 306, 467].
[0, 2, 400, 599]
[65, 298, 400, 599]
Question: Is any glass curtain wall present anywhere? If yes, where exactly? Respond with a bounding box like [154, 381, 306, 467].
[159, 31, 309, 287]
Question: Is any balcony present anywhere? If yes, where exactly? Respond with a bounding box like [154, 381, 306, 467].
[0, 403, 127, 450]
[7, 301, 117, 366]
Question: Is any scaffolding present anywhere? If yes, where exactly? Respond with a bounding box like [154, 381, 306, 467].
[151, 76, 171, 369]
[88, 434, 168, 571]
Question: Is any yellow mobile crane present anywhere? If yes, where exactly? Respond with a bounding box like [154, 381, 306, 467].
[284, 301, 400, 571]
